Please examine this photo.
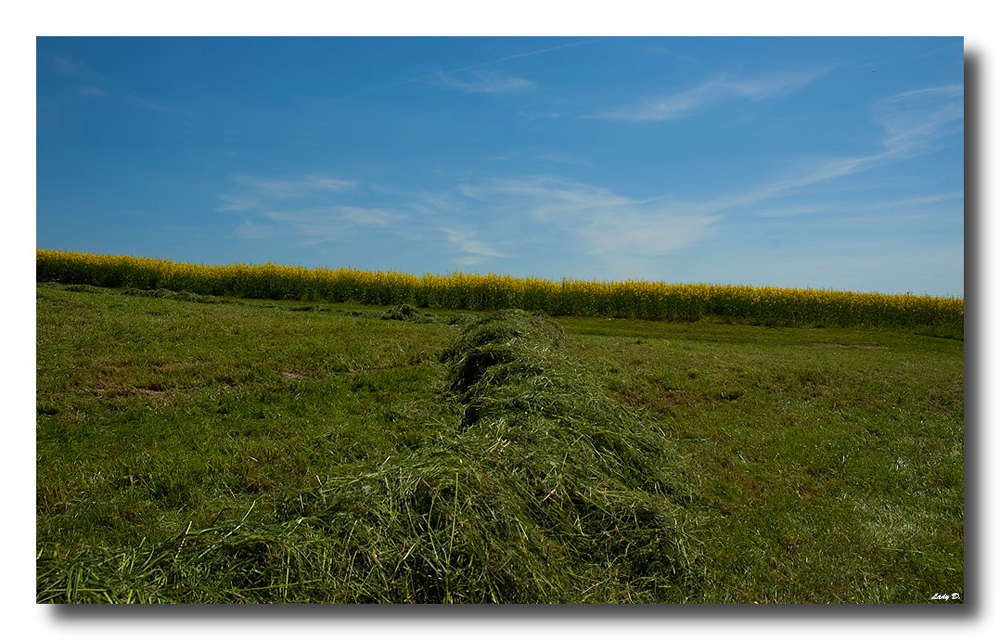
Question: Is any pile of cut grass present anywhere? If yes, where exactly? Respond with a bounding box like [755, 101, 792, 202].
[37, 310, 701, 603]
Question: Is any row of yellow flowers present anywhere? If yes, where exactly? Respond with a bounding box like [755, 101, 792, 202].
[36, 249, 964, 331]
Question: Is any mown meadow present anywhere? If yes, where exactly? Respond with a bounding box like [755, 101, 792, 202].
[35, 254, 964, 603]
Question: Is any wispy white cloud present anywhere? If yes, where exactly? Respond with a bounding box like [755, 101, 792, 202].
[724, 71, 829, 99]
[216, 194, 262, 212]
[439, 227, 508, 264]
[44, 52, 107, 83]
[874, 85, 963, 157]
[586, 209, 720, 256]
[47, 53, 83, 76]
[220, 78, 961, 269]
[258, 205, 402, 245]
[485, 147, 590, 166]
[427, 69, 535, 94]
[592, 69, 830, 122]
[696, 84, 963, 215]
[262, 205, 396, 227]
[459, 176, 636, 221]
[517, 109, 569, 120]
[409, 190, 470, 217]
[234, 219, 282, 241]
[44, 51, 189, 117]
[445, 83, 961, 266]
[596, 79, 724, 122]
[459, 176, 719, 257]
[229, 175, 359, 200]
[337, 40, 592, 101]
[218, 175, 357, 212]
[698, 156, 874, 214]
[756, 192, 962, 219]
[219, 173, 399, 246]
[446, 40, 596, 75]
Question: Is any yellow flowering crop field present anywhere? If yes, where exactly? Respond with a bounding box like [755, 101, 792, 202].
[36, 249, 963, 332]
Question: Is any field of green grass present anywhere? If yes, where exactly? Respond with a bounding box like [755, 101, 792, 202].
[35, 282, 964, 603]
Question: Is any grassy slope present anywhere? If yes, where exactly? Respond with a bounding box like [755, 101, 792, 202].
[35, 283, 964, 603]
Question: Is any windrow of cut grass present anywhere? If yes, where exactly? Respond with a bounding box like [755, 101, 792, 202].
[36, 249, 963, 334]
[37, 309, 702, 603]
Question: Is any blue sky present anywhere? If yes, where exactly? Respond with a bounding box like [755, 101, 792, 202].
[36, 36, 964, 296]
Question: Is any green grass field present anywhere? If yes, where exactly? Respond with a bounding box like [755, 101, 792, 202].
[35, 282, 964, 603]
